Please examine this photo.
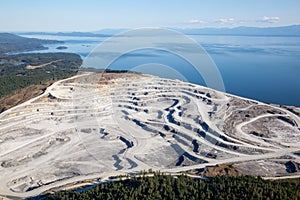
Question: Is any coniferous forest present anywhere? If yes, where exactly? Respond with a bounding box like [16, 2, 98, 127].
[38, 173, 300, 200]
[0, 53, 82, 99]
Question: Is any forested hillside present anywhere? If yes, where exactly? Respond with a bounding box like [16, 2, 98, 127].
[40, 174, 300, 200]
[0, 53, 82, 112]
[0, 33, 62, 54]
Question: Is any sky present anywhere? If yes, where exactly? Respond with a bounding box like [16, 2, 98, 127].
[0, 0, 299, 32]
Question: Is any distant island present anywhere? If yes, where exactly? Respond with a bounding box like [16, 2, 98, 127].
[0, 33, 62, 54]
[18, 31, 113, 38]
[56, 46, 68, 50]
[17, 25, 300, 37]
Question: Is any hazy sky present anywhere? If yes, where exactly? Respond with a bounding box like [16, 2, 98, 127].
[1, 0, 299, 31]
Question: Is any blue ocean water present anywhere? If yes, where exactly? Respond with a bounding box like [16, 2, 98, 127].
[20, 34, 300, 106]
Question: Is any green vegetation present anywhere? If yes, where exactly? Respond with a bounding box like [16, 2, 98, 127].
[0, 33, 82, 111]
[38, 173, 300, 200]
[0, 53, 82, 100]
[0, 33, 62, 54]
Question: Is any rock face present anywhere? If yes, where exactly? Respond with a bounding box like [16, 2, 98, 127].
[0, 72, 299, 198]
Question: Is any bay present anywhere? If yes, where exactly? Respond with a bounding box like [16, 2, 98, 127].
[19, 34, 300, 106]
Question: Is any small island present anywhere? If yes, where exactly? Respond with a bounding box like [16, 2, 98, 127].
[56, 46, 68, 50]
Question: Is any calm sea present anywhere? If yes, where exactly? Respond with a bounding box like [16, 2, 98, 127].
[20, 34, 300, 107]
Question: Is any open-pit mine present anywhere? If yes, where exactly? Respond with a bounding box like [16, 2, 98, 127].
[0, 71, 299, 198]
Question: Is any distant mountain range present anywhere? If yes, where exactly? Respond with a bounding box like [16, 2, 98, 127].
[174, 25, 300, 36]
[16, 25, 300, 37]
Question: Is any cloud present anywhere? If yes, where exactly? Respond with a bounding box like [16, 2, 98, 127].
[185, 19, 207, 24]
[216, 18, 235, 24]
[258, 16, 280, 23]
[183, 17, 282, 27]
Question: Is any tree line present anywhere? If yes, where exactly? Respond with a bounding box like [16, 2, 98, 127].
[35, 172, 300, 200]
